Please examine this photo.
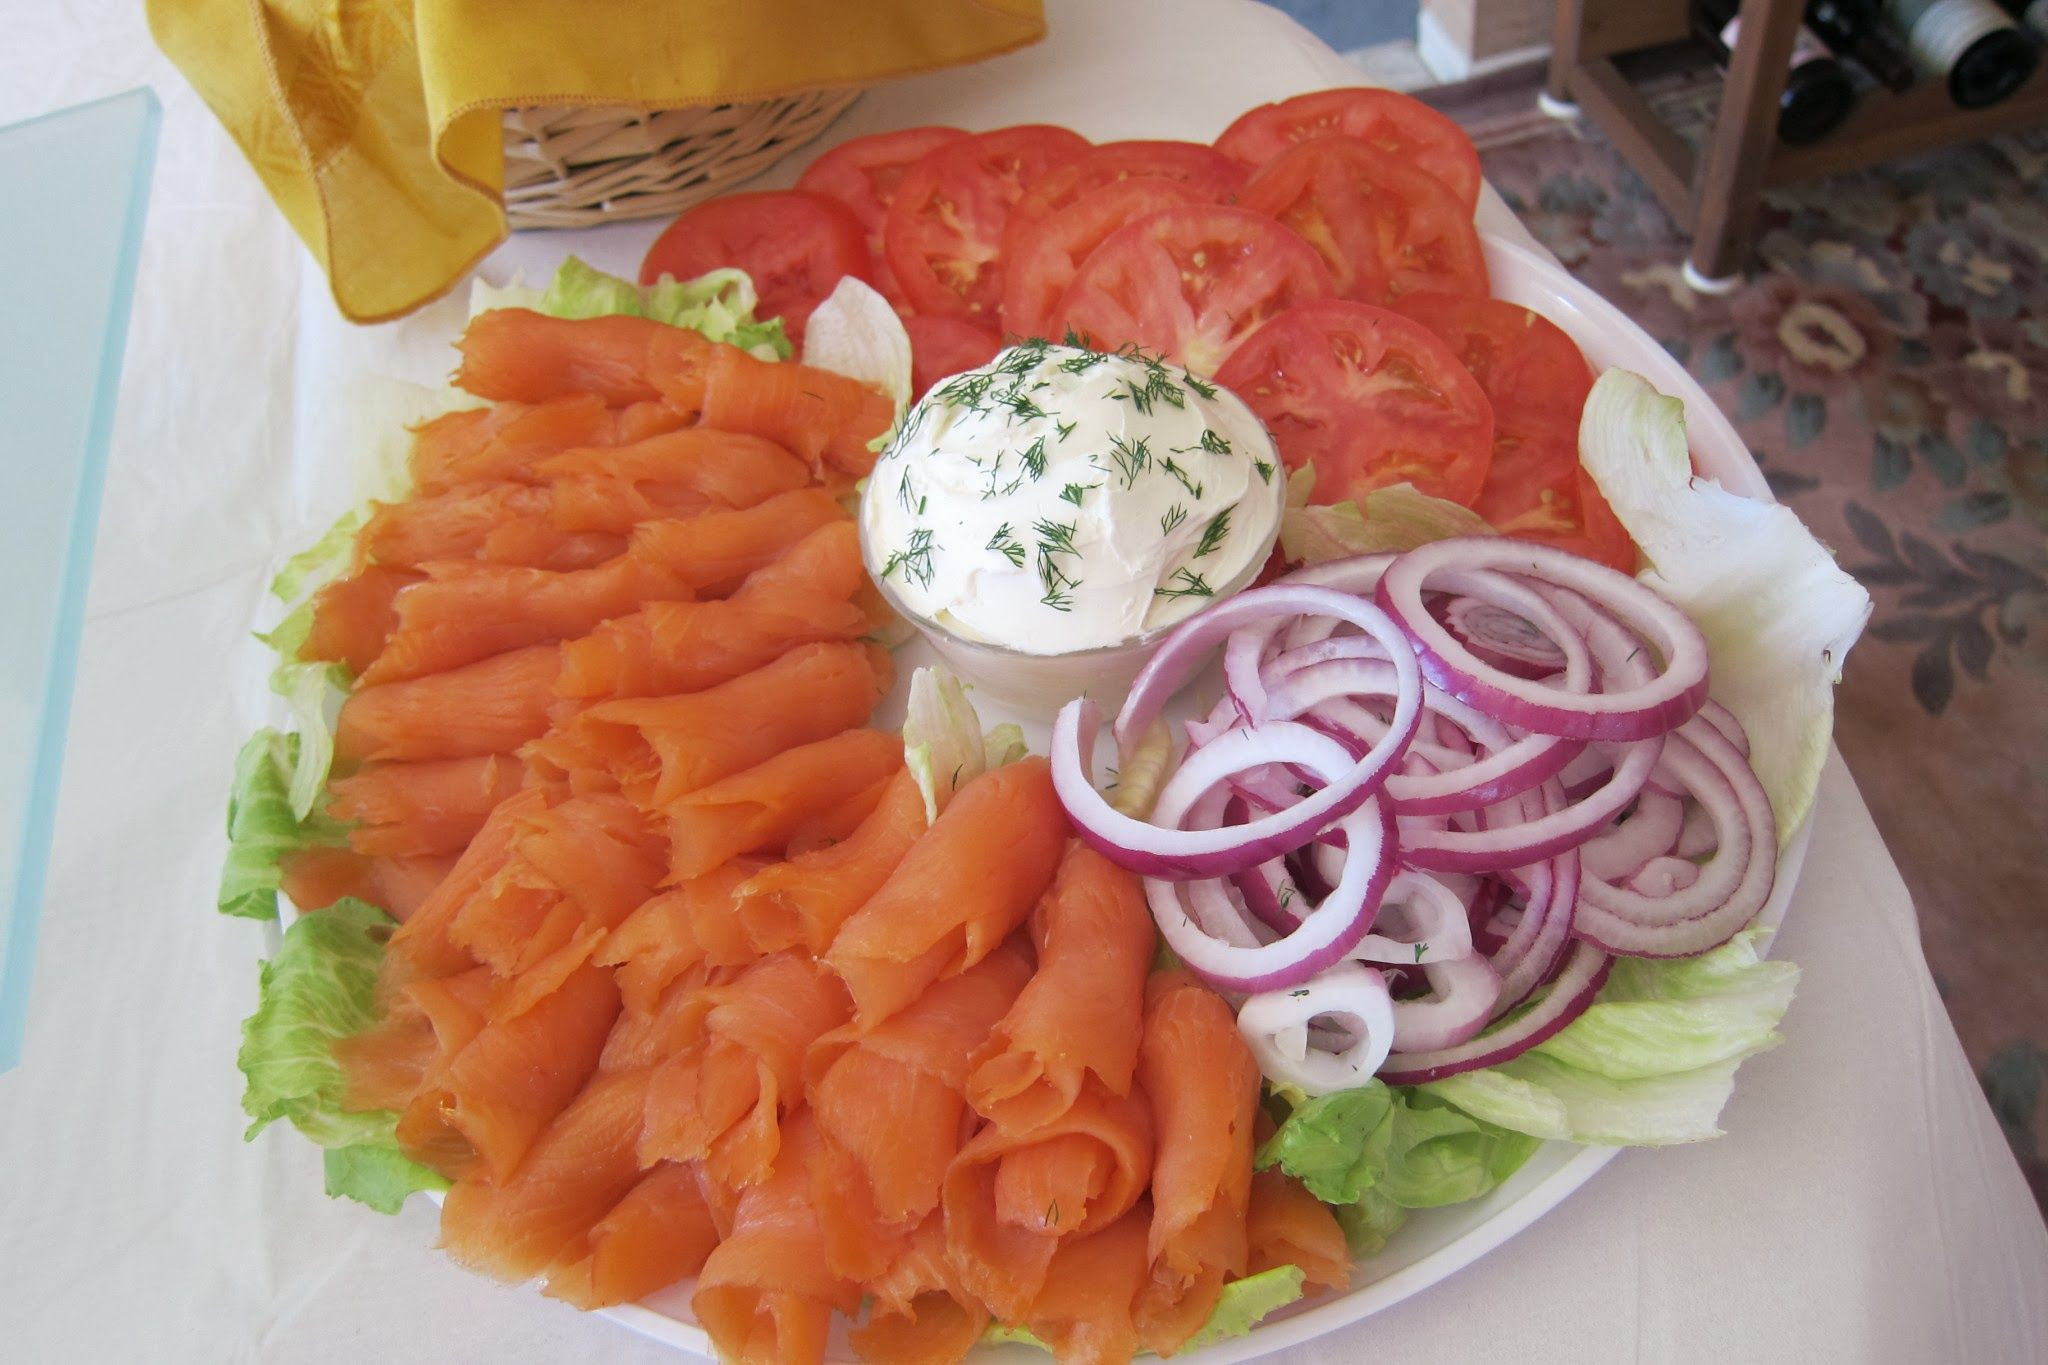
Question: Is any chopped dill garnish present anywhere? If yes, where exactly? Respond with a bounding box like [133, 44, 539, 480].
[1055, 418, 1077, 442]
[1033, 518, 1079, 556]
[1159, 503, 1189, 536]
[896, 472, 918, 512]
[1154, 567, 1214, 600]
[1058, 347, 1107, 375]
[1020, 436, 1049, 481]
[1254, 458, 1276, 484]
[932, 370, 995, 409]
[881, 528, 937, 589]
[1060, 482, 1096, 507]
[1000, 388, 1048, 422]
[1183, 371, 1220, 400]
[1194, 505, 1233, 558]
[1414, 942, 1429, 963]
[1034, 518, 1081, 611]
[1160, 456, 1203, 499]
[987, 523, 1026, 567]
[1106, 434, 1151, 488]
[1197, 427, 1232, 456]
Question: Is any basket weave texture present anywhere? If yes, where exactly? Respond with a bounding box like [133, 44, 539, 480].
[501, 88, 862, 229]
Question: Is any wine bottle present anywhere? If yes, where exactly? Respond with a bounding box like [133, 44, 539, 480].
[1885, 0, 2039, 107]
[1694, 0, 1860, 143]
[1807, 0, 1919, 90]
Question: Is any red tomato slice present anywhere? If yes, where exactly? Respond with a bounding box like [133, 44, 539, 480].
[1004, 140, 1246, 243]
[796, 126, 967, 308]
[1215, 299, 1495, 506]
[1000, 178, 1208, 340]
[883, 124, 1092, 323]
[1214, 87, 1483, 211]
[1239, 135, 1488, 303]
[904, 315, 1003, 398]
[1389, 290, 1591, 430]
[639, 190, 870, 342]
[1052, 205, 1334, 376]
[1472, 421, 1637, 572]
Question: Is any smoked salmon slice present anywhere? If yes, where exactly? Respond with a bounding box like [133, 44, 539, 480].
[332, 964, 497, 1114]
[640, 952, 852, 1188]
[825, 758, 1067, 1029]
[301, 565, 422, 674]
[803, 944, 1033, 1279]
[529, 642, 892, 808]
[534, 427, 810, 515]
[692, 1114, 861, 1365]
[325, 754, 522, 857]
[359, 553, 694, 686]
[335, 644, 561, 764]
[361, 484, 553, 568]
[554, 592, 868, 703]
[628, 489, 848, 598]
[697, 344, 894, 480]
[663, 729, 903, 883]
[941, 1079, 1157, 1322]
[1132, 971, 1260, 1356]
[278, 847, 457, 923]
[1021, 1205, 1153, 1365]
[542, 1160, 723, 1310]
[1246, 1168, 1351, 1291]
[454, 309, 711, 409]
[732, 520, 869, 603]
[384, 787, 542, 982]
[410, 395, 619, 493]
[596, 961, 740, 1074]
[848, 1214, 992, 1365]
[967, 843, 1157, 1132]
[598, 858, 767, 1015]
[396, 959, 620, 1183]
[733, 767, 926, 957]
[439, 1067, 653, 1282]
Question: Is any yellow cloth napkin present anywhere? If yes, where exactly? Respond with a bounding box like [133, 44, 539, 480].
[149, 0, 1046, 323]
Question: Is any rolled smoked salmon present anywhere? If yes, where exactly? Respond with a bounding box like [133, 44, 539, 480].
[967, 842, 1157, 1133]
[1021, 1204, 1154, 1365]
[941, 1079, 1156, 1322]
[383, 787, 543, 982]
[847, 1214, 992, 1365]
[336, 644, 561, 764]
[325, 754, 522, 857]
[1246, 1168, 1351, 1291]
[598, 858, 768, 1015]
[826, 758, 1066, 1029]
[529, 642, 892, 808]
[628, 489, 847, 598]
[302, 566, 421, 675]
[454, 309, 711, 409]
[697, 344, 894, 480]
[279, 848, 457, 923]
[542, 1161, 724, 1310]
[1132, 971, 1260, 1355]
[410, 395, 619, 493]
[533, 427, 810, 514]
[640, 952, 852, 1188]
[732, 767, 926, 957]
[663, 729, 903, 883]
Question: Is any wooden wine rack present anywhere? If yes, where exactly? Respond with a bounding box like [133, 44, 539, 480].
[1546, 0, 2048, 285]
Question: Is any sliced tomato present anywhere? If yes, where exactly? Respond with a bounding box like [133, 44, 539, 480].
[639, 190, 870, 342]
[1472, 420, 1637, 571]
[1051, 205, 1334, 375]
[796, 126, 967, 308]
[1214, 87, 1483, 211]
[904, 315, 1003, 398]
[883, 124, 1092, 323]
[1215, 299, 1494, 506]
[1389, 290, 1591, 430]
[1239, 135, 1488, 303]
[1000, 178, 1208, 340]
[1004, 140, 1245, 243]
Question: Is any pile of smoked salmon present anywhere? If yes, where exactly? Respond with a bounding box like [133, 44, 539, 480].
[270, 306, 1347, 1364]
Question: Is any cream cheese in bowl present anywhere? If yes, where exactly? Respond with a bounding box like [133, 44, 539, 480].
[861, 341, 1285, 713]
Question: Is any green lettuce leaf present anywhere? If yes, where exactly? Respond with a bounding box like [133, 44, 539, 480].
[1281, 481, 1496, 566]
[1257, 1080, 1539, 1223]
[268, 508, 367, 608]
[238, 897, 445, 1210]
[1577, 368, 1870, 839]
[801, 275, 913, 415]
[1335, 1188, 1408, 1258]
[219, 730, 349, 920]
[902, 666, 1029, 823]
[472, 256, 792, 360]
[980, 1265, 1307, 1352]
[1422, 929, 1798, 1145]
[270, 660, 352, 821]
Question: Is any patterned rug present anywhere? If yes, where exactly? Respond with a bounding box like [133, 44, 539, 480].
[1428, 67, 2048, 1211]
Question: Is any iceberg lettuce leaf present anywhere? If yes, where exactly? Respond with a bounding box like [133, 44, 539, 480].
[980, 1265, 1307, 1352]
[903, 665, 989, 823]
[1578, 369, 1870, 838]
[219, 729, 349, 920]
[1281, 482, 1495, 565]
[1257, 1080, 1537, 1212]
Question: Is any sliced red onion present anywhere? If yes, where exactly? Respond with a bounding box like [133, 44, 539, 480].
[1675, 800, 1718, 859]
[1235, 858, 1303, 934]
[1631, 856, 1702, 897]
[1696, 698, 1751, 757]
[1236, 963, 1395, 1096]
[1376, 942, 1612, 1085]
[1434, 594, 1571, 679]
[1389, 954, 1503, 1051]
[1574, 720, 1776, 958]
[1558, 745, 1614, 802]
[1581, 789, 1686, 882]
[1377, 538, 1709, 741]
[1279, 553, 1396, 595]
[1397, 734, 1663, 873]
[1352, 871, 1473, 964]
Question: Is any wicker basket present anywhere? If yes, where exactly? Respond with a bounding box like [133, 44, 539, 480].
[501, 88, 863, 230]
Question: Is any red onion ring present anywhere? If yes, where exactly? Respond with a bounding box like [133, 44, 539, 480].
[1389, 954, 1503, 1051]
[1237, 963, 1396, 1096]
[1377, 941, 1613, 1085]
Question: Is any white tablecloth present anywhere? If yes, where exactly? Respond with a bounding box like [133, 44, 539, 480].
[3, 2, 2043, 1362]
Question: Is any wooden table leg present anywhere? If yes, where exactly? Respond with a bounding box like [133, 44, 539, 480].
[1545, 0, 1588, 109]
[1686, 0, 1804, 286]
